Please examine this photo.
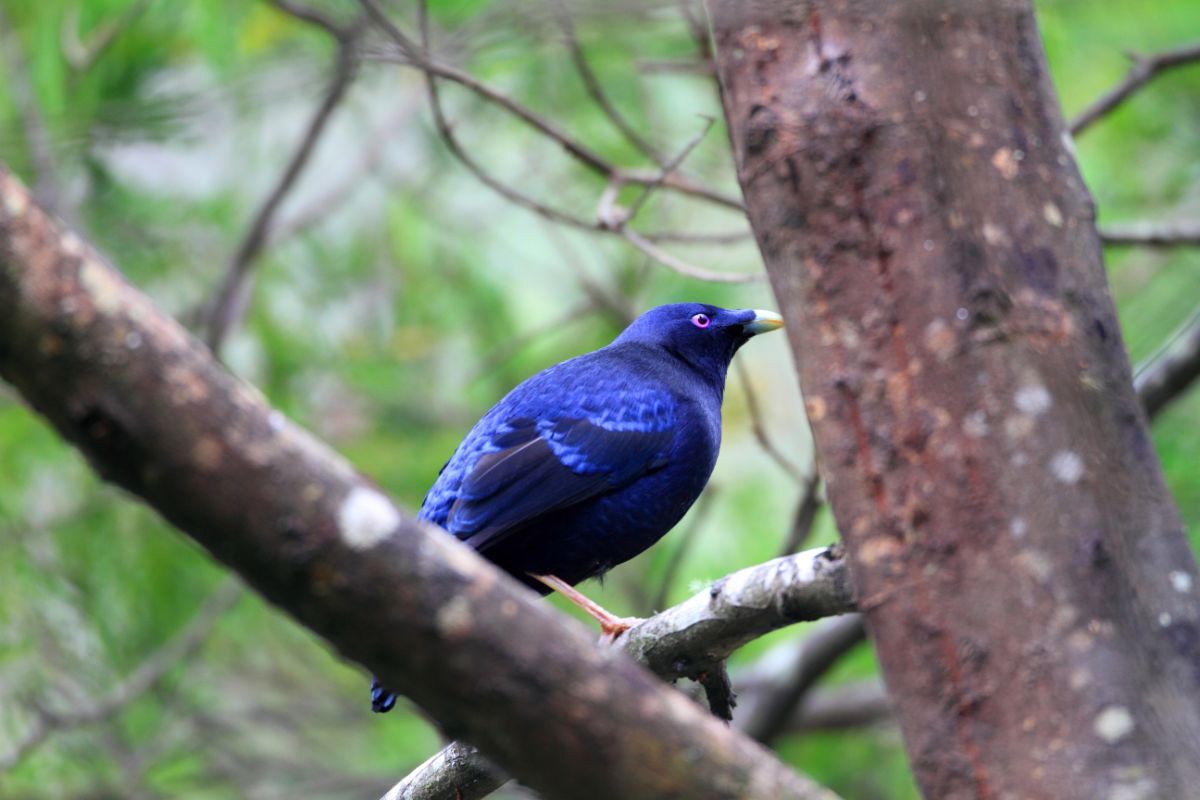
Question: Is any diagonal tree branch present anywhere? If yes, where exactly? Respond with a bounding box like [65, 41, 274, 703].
[204, 6, 361, 352]
[736, 614, 866, 744]
[1070, 41, 1200, 136]
[383, 545, 855, 800]
[0, 164, 840, 800]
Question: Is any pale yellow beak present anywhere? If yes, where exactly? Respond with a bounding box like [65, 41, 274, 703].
[742, 309, 784, 335]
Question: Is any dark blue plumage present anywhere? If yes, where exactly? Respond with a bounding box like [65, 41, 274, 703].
[371, 303, 782, 712]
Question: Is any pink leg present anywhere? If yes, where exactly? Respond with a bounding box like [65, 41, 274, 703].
[530, 574, 640, 639]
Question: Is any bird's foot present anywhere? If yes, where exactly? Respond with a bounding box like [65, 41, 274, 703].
[530, 573, 642, 641]
[597, 613, 640, 642]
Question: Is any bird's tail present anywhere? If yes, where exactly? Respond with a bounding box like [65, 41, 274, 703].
[370, 677, 397, 713]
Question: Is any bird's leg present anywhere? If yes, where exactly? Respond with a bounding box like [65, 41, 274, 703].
[530, 574, 641, 639]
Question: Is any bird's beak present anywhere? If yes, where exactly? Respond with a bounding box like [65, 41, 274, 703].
[742, 309, 785, 336]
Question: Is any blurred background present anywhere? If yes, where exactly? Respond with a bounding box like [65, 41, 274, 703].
[0, 1, 1197, 798]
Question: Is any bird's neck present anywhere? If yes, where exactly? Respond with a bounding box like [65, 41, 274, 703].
[659, 343, 730, 402]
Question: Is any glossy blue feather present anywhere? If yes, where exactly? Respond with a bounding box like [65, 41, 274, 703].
[370, 303, 781, 712]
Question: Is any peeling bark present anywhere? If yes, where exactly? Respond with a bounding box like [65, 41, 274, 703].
[713, 2, 1200, 798]
[0, 165, 836, 800]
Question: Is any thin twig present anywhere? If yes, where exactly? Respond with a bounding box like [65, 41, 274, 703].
[623, 228, 761, 283]
[362, 0, 758, 286]
[358, 0, 745, 211]
[677, 0, 713, 62]
[736, 358, 807, 480]
[1100, 222, 1200, 247]
[204, 11, 361, 352]
[622, 116, 714, 223]
[777, 470, 824, 556]
[267, 100, 416, 247]
[1136, 307, 1200, 419]
[1070, 42, 1200, 136]
[637, 57, 716, 75]
[553, 0, 663, 164]
[640, 227, 754, 245]
[0, 579, 242, 771]
[399, 0, 596, 231]
[265, 0, 352, 38]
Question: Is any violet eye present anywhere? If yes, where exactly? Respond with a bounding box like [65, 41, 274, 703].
[691, 313, 711, 329]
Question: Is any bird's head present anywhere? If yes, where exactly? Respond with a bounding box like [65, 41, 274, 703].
[613, 303, 784, 382]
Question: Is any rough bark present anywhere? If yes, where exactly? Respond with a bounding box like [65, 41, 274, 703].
[384, 545, 856, 800]
[713, 2, 1200, 799]
[0, 165, 837, 800]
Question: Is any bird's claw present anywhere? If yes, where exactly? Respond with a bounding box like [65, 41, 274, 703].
[599, 615, 640, 642]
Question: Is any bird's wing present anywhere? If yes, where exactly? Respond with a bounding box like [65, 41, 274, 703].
[445, 409, 675, 554]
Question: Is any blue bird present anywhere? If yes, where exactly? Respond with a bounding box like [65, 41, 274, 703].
[371, 303, 783, 713]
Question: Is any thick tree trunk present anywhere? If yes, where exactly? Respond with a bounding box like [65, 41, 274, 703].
[713, 2, 1200, 798]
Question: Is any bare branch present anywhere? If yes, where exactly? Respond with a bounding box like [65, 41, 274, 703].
[639, 227, 754, 245]
[637, 57, 716, 75]
[623, 116, 715, 223]
[382, 743, 506, 800]
[358, 0, 745, 212]
[1, 579, 241, 771]
[623, 228, 760, 283]
[614, 545, 855, 713]
[264, 0, 355, 39]
[1136, 307, 1200, 419]
[385, 545, 856, 800]
[1100, 222, 1200, 247]
[364, 0, 757, 286]
[736, 615, 866, 743]
[267, 100, 417, 247]
[1070, 41, 1200, 136]
[782, 679, 892, 734]
[735, 358, 808, 480]
[553, 1, 664, 164]
[204, 13, 360, 352]
[777, 470, 824, 556]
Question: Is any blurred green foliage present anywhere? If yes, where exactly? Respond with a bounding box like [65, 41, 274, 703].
[0, 1, 1197, 798]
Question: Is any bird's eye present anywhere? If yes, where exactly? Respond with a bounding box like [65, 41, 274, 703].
[691, 313, 711, 329]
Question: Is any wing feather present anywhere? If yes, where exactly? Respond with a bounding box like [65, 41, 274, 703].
[446, 415, 674, 554]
